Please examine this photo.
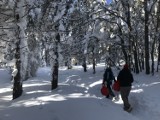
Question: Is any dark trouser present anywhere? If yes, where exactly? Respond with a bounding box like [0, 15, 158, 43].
[120, 86, 131, 110]
[106, 84, 115, 98]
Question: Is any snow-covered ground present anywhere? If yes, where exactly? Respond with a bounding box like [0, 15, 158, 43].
[0, 63, 160, 120]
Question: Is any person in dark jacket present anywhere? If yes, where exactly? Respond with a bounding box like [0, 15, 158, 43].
[103, 66, 115, 98]
[117, 64, 134, 112]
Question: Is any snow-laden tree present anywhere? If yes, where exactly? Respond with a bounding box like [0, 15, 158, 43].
[0, 0, 42, 99]
[65, 1, 89, 71]
[1, 0, 160, 101]
[156, 0, 160, 72]
[95, 0, 160, 74]
[39, 0, 71, 90]
[0, 0, 24, 99]
[26, 0, 43, 77]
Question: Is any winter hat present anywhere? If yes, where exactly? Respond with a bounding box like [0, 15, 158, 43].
[124, 64, 128, 69]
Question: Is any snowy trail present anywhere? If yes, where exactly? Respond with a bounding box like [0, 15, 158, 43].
[57, 65, 160, 120]
[0, 65, 160, 120]
[129, 77, 160, 120]
[130, 95, 160, 120]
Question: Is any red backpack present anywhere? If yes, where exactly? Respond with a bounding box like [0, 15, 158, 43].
[112, 80, 120, 91]
[101, 85, 109, 96]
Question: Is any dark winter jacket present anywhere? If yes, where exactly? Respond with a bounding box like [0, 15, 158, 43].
[117, 66, 134, 87]
[103, 68, 115, 85]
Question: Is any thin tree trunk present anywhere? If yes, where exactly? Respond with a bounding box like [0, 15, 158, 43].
[13, 26, 23, 100]
[45, 49, 50, 66]
[133, 48, 139, 74]
[144, 0, 150, 74]
[92, 49, 96, 74]
[142, 53, 145, 70]
[133, 33, 139, 73]
[82, 57, 87, 72]
[157, 39, 160, 72]
[51, 63, 58, 90]
[126, 2, 132, 66]
[156, 1, 160, 72]
[151, 40, 155, 75]
[118, 27, 128, 63]
[12, 0, 25, 99]
[51, 33, 60, 90]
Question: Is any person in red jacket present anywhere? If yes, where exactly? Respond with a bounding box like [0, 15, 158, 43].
[117, 64, 134, 112]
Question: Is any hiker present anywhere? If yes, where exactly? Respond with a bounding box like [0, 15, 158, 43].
[117, 64, 134, 112]
[103, 66, 115, 98]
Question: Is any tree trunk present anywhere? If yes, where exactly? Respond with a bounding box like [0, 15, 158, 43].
[92, 49, 96, 74]
[67, 58, 72, 69]
[133, 48, 139, 74]
[51, 33, 60, 90]
[144, 0, 150, 74]
[13, 30, 23, 99]
[82, 57, 87, 72]
[118, 27, 128, 63]
[93, 59, 96, 74]
[12, 0, 25, 99]
[45, 49, 50, 66]
[51, 63, 58, 90]
[142, 53, 145, 70]
[156, 1, 160, 72]
[151, 43, 155, 75]
[126, 2, 132, 66]
[157, 38, 160, 72]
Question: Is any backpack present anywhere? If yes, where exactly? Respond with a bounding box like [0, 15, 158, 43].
[101, 85, 109, 96]
[112, 80, 120, 91]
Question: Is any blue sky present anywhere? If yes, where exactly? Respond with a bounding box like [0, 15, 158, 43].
[106, 0, 112, 4]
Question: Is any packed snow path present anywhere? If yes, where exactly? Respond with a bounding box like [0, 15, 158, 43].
[0, 65, 160, 120]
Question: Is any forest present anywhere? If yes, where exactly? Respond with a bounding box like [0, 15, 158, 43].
[0, 0, 160, 99]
